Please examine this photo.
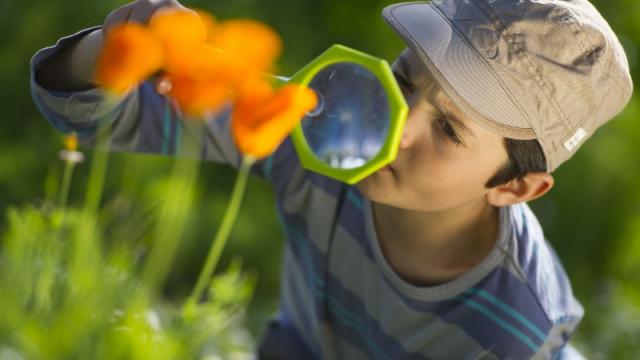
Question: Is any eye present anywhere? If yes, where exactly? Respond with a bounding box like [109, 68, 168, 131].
[437, 116, 463, 146]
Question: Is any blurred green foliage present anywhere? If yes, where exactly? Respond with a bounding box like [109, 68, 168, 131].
[0, 146, 257, 359]
[2, 0, 640, 358]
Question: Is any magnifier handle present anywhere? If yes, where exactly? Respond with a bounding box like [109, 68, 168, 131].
[268, 74, 290, 86]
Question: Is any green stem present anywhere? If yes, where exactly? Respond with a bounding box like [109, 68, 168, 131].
[141, 156, 200, 292]
[189, 155, 255, 303]
[69, 122, 111, 295]
[84, 123, 111, 215]
[58, 160, 76, 210]
[141, 116, 203, 293]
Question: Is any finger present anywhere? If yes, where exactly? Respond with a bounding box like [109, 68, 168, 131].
[151, 0, 188, 11]
[167, 0, 192, 13]
[149, 0, 196, 19]
[128, 0, 156, 26]
[103, 3, 134, 33]
[132, 0, 195, 25]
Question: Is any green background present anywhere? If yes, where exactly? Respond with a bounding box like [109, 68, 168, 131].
[2, 0, 640, 357]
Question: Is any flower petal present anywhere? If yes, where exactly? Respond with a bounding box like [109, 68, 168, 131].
[149, 9, 214, 73]
[208, 20, 282, 73]
[165, 73, 234, 118]
[63, 132, 79, 151]
[232, 84, 317, 158]
[96, 24, 164, 95]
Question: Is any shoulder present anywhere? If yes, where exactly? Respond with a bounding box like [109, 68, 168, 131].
[460, 203, 583, 358]
[506, 203, 584, 325]
[491, 203, 584, 358]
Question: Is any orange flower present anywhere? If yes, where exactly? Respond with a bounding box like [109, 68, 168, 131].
[167, 44, 237, 82]
[162, 73, 234, 118]
[148, 9, 216, 75]
[145, 9, 271, 117]
[208, 19, 282, 74]
[232, 83, 317, 158]
[95, 6, 313, 137]
[96, 23, 164, 95]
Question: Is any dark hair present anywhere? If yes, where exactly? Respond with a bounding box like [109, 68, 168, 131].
[485, 138, 547, 188]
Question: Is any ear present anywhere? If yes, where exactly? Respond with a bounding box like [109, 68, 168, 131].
[486, 172, 555, 207]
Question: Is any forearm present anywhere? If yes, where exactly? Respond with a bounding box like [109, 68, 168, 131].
[35, 28, 104, 92]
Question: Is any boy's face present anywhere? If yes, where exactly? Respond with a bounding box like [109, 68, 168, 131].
[356, 49, 509, 212]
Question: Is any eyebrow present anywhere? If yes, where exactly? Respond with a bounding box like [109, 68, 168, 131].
[397, 56, 412, 80]
[392, 57, 416, 91]
[392, 71, 415, 93]
[394, 55, 477, 139]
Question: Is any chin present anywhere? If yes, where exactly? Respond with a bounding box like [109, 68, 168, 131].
[355, 179, 394, 205]
[355, 178, 377, 196]
[356, 180, 448, 212]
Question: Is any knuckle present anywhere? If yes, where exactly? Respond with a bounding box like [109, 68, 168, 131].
[104, 8, 126, 26]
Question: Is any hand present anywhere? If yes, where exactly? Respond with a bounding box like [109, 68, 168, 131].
[36, 0, 193, 91]
[102, 0, 193, 33]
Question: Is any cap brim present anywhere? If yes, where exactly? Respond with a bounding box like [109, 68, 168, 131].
[382, 2, 537, 140]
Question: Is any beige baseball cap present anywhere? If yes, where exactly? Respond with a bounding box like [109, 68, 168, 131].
[383, 0, 633, 172]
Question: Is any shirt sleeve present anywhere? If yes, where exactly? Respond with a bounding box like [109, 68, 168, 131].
[29, 26, 301, 180]
[532, 317, 583, 360]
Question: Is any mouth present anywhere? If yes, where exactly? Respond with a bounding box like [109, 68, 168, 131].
[378, 164, 394, 173]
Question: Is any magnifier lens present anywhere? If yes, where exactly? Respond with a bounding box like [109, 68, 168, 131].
[300, 62, 390, 169]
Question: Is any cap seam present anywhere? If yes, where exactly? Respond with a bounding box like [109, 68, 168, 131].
[545, 11, 631, 152]
[382, 0, 632, 172]
[474, 0, 570, 170]
[429, 1, 538, 134]
[604, 57, 633, 94]
[475, 0, 573, 135]
[565, 5, 632, 93]
[385, 4, 537, 138]
[567, 75, 621, 139]
[560, 7, 611, 134]
[555, 7, 632, 152]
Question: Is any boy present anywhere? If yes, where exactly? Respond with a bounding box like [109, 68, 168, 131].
[30, 0, 632, 358]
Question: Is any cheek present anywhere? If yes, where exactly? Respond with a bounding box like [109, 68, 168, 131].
[404, 143, 500, 205]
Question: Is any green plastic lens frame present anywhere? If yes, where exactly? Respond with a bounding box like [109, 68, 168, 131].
[286, 45, 408, 184]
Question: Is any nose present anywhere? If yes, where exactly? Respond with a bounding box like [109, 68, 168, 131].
[399, 109, 419, 149]
[396, 87, 410, 148]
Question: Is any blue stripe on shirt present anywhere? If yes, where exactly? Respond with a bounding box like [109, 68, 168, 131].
[136, 82, 167, 154]
[279, 185, 550, 358]
[377, 265, 551, 358]
[456, 296, 540, 352]
[281, 209, 426, 359]
[465, 287, 547, 342]
[338, 188, 375, 259]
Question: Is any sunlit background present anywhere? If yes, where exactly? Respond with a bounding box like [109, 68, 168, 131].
[2, 0, 639, 358]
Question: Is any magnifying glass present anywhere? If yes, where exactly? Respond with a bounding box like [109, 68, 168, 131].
[283, 45, 408, 184]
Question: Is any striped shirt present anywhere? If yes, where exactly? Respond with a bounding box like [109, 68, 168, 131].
[31, 27, 584, 359]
